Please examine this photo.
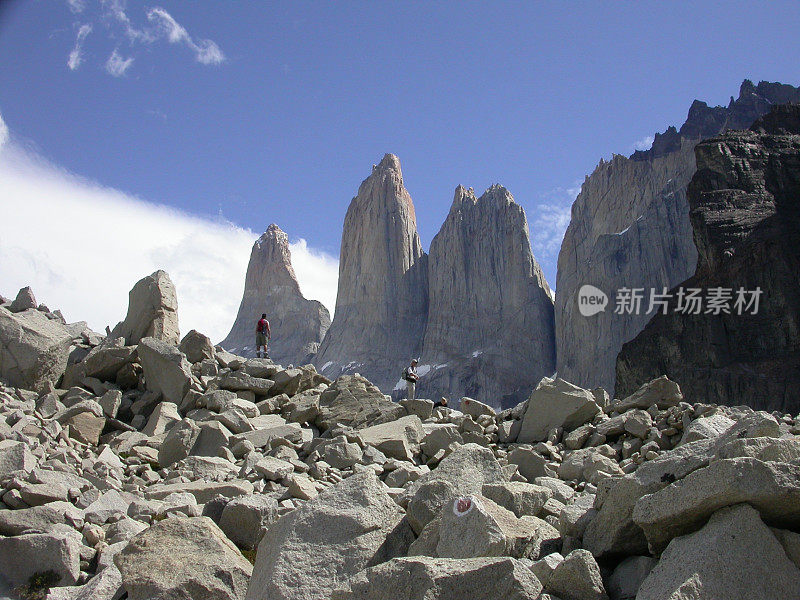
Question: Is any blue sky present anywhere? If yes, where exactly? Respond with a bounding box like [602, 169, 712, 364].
[1, 1, 799, 340]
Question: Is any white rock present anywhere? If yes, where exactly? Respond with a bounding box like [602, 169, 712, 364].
[138, 338, 192, 405]
[0, 439, 37, 478]
[0, 531, 81, 586]
[357, 414, 424, 461]
[219, 495, 279, 550]
[546, 549, 608, 600]
[110, 270, 180, 346]
[633, 457, 800, 553]
[332, 556, 543, 600]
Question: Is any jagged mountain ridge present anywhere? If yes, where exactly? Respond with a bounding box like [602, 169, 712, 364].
[311, 155, 555, 408]
[312, 154, 429, 394]
[616, 103, 800, 412]
[555, 79, 800, 396]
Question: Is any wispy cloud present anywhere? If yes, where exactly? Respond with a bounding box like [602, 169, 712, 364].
[105, 47, 134, 77]
[67, 0, 87, 14]
[530, 184, 580, 262]
[633, 135, 654, 151]
[147, 7, 225, 65]
[147, 108, 167, 122]
[101, 0, 153, 43]
[0, 111, 337, 342]
[67, 23, 92, 70]
[65, 1, 225, 74]
[0, 113, 8, 149]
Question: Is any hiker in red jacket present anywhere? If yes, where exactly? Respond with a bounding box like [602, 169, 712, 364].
[256, 313, 271, 358]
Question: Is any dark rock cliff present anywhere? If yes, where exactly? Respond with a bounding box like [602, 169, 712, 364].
[556, 80, 800, 395]
[616, 104, 800, 412]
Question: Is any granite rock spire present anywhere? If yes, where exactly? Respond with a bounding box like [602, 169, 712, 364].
[313, 154, 428, 390]
[417, 184, 555, 408]
[221, 224, 330, 365]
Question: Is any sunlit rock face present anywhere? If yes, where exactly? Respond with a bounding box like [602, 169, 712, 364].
[313, 154, 428, 391]
[416, 184, 555, 409]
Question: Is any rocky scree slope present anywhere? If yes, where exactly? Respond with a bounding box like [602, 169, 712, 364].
[556, 80, 800, 396]
[616, 103, 800, 413]
[2, 273, 800, 599]
[221, 224, 330, 365]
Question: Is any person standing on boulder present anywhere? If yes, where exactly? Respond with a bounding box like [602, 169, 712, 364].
[403, 358, 420, 401]
[256, 313, 271, 358]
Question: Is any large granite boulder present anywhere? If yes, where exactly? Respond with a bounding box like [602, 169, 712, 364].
[417, 184, 555, 409]
[138, 337, 193, 405]
[582, 439, 715, 558]
[556, 80, 800, 396]
[0, 531, 81, 587]
[110, 270, 180, 346]
[404, 443, 506, 534]
[0, 439, 37, 478]
[435, 495, 559, 560]
[632, 457, 800, 553]
[246, 471, 413, 600]
[637, 503, 800, 600]
[518, 377, 600, 443]
[357, 414, 424, 461]
[331, 556, 543, 600]
[617, 102, 800, 413]
[114, 516, 252, 600]
[313, 154, 428, 392]
[315, 374, 405, 431]
[0, 305, 81, 393]
[221, 224, 330, 364]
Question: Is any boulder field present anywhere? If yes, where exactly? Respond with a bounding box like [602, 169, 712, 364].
[2, 275, 800, 599]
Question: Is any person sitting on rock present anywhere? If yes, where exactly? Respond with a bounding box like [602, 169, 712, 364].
[434, 397, 448, 408]
[256, 313, 271, 358]
[403, 358, 420, 401]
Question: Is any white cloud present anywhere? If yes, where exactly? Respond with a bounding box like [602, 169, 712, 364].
[0, 117, 337, 343]
[0, 113, 8, 149]
[289, 239, 339, 316]
[105, 48, 134, 77]
[67, 0, 87, 14]
[530, 184, 579, 261]
[633, 135, 654, 151]
[66, 2, 224, 73]
[101, 0, 153, 43]
[67, 24, 92, 71]
[147, 7, 225, 65]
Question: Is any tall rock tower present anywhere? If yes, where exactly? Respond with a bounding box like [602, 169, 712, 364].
[417, 185, 555, 408]
[555, 80, 800, 395]
[313, 154, 428, 390]
[221, 224, 330, 365]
